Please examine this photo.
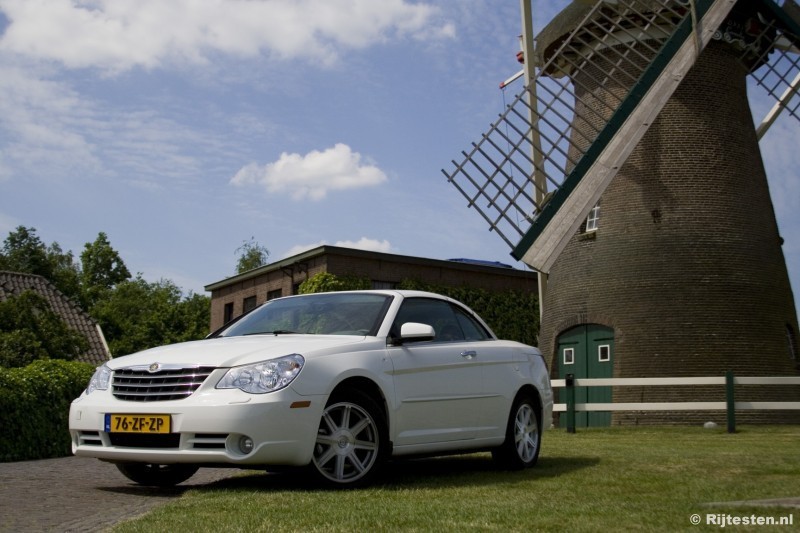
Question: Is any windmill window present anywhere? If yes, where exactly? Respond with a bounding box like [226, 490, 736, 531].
[598, 344, 610, 362]
[585, 203, 601, 232]
[788, 325, 797, 361]
[563, 348, 575, 365]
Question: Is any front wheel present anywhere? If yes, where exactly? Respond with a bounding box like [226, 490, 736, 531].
[311, 389, 387, 487]
[492, 394, 541, 470]
[115, 463, 199, 487]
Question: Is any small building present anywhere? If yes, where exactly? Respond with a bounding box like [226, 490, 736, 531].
[0, 271, 111, 366]
[204, 246, 538, 331]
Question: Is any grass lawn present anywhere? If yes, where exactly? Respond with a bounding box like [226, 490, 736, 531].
[111, 426, 799, 532]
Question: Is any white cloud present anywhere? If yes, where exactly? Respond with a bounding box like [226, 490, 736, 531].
[230, 143, 388, 200]
[282, 237, 393, 258]
[0, 0, 453, 72]
[334, 237, 393, 253]
[0, 63, 104, 179]
[0, 63, 222, 185]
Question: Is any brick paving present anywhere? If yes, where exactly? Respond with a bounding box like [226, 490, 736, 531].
[0, 456, 238, 532]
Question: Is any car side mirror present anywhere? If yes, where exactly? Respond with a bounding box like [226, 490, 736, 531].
[397, 322, 436, 344]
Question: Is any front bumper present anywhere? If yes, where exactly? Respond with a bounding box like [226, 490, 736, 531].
[69, 384, 325, 467]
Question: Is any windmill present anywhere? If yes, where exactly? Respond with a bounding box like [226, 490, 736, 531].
[443, 0, 800, 426]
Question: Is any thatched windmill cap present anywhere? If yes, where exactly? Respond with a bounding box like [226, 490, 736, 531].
[535, 1, 775, 76]
[534, 1, 675, 75]
[534, 1, 593, 69]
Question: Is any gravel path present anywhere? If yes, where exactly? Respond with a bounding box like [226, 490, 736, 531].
[0, 456, 238, 532]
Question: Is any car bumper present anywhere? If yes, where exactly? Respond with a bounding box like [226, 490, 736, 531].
[69, 386, 325, 467]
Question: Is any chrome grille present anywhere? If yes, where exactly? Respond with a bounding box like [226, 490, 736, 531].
[112, 366, 215, 402]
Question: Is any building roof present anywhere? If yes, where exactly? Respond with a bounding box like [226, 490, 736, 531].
[204, 245, 535, 292]
[0, 271, 110, 366]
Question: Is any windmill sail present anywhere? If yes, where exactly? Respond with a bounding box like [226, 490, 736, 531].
[443, 0, 800, 273]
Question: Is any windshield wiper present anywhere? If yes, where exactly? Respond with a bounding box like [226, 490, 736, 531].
[238, 330, 299, 336]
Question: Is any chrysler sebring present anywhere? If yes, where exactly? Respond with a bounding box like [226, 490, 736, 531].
[69, 290, 553, 487]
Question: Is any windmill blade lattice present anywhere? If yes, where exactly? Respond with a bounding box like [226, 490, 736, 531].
[442, 0, 800, 272]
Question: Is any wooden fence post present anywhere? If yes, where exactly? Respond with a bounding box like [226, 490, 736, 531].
[725, 370, 736, 433]
[566, 373, 576, 434]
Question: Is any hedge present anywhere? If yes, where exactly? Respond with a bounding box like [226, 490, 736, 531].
[299, 273, 539, 346]
[0, 359, 95, 462]
[395, 279, 539, 347]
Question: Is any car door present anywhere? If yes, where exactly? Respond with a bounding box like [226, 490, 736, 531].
[386, 297, 485, 447]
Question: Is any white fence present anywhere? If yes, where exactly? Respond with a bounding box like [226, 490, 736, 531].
[550, 373, 800, 432]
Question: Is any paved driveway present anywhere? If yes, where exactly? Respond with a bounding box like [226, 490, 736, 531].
[0, 456, 238, 532]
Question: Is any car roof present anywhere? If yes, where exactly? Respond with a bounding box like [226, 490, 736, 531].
[288, 289, 453, 300]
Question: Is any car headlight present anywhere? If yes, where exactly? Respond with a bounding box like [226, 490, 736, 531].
[86, 364, 112, 394]
[216, 354, 304, 394]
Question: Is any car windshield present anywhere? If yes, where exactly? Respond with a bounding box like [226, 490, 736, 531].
[219, 293, 394, 337]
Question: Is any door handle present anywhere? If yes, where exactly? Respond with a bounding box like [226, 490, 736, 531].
[460, 350, 477, 359]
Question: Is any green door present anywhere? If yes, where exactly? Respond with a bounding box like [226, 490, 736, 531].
[557, 324, 614, 427]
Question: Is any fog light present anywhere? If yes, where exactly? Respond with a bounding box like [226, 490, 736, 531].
[238, 436, 254, 454]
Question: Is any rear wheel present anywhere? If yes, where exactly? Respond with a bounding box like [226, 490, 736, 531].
[115, 463, 199, 487]
[492, 394, 541, 469]
[311, 389, 387, 487]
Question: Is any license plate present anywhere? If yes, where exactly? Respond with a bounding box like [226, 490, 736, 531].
[104, 414, 171, 434]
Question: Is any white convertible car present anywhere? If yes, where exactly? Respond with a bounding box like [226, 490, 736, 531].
[69, 290, 553, 487]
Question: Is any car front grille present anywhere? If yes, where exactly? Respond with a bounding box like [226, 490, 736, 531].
[112, 366, 215, 402]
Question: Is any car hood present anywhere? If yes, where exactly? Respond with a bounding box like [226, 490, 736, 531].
[106, 334, 371, 369]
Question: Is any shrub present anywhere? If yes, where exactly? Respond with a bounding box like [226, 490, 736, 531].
[298, 272, 372, 294]
[0, 359, 95, 462]
[298, 273, 539, 345]
[0, 290, 89, 367]
[396, 280, 539, 346]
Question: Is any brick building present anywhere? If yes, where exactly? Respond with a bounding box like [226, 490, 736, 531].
[204, 246, 538, 332]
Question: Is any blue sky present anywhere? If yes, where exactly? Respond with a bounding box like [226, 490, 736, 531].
[0, 0, 798, 312]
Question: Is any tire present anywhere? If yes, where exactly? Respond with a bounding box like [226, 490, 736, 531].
[492, 394, 541, 470]
[311, 389, 387, 487]
[115, 463, 199, 487]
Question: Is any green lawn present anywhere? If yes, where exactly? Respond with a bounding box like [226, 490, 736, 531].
[112, 426, 799, 532]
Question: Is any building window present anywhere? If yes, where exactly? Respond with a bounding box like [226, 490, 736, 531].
[243, 296, 257, 314]
[372, 280, 396, 290]
[563, 348, 575, 365]
[267, 289, 282, 301]
[223, 302, 234, 324]
[585, 202, 601, 232]
[598, 344, 610, 362]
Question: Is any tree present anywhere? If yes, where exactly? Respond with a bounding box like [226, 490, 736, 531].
[0, 227, 211, 359]
[80, 232, 131, 307]
[298, 272, 371, 293]
[235, 238, 269, 274]
[91, 276, 210, 356]
[0, 227, 82, 303]
[0, 291, 88, 367]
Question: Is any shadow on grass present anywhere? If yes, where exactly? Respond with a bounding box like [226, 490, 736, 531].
[116, 453, 600, 495]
